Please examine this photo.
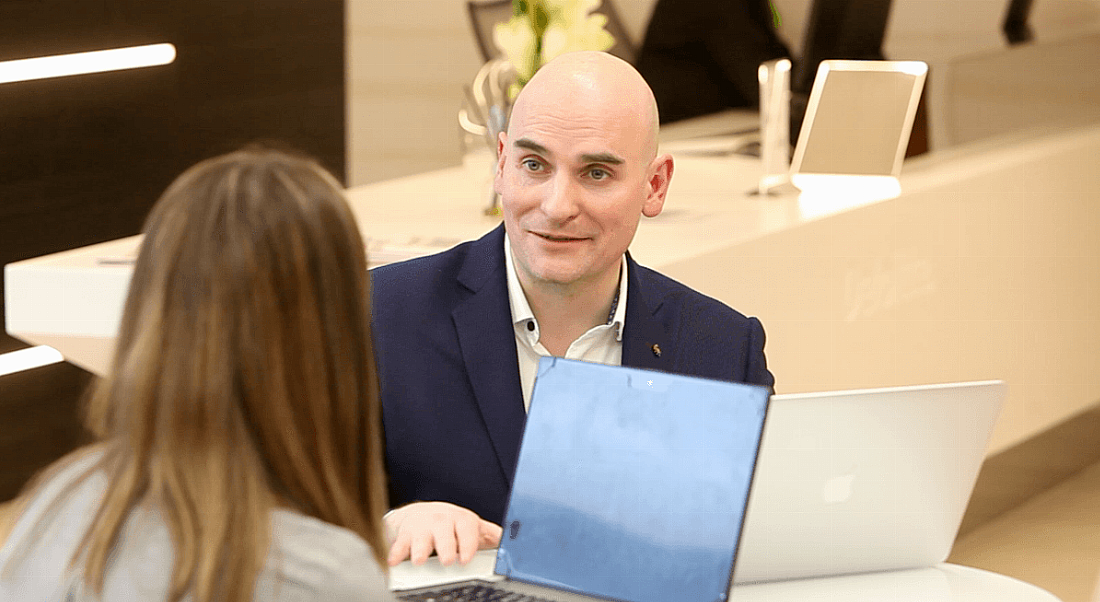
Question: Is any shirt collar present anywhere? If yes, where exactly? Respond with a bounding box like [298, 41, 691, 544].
[504, 233, 627, 342]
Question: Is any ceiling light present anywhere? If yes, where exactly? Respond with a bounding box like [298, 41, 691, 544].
[0, 345, 64, 377]
[0, 42, 176, 85]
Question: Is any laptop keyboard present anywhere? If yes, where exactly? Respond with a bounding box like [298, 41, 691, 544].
[398, 583, 555, 602]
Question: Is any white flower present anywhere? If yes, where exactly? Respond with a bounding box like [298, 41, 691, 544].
[492, 0, 615, 87]
[552, 0, 604, 26]
[540, 12, 613, 64]
[493, 15, 540, 83]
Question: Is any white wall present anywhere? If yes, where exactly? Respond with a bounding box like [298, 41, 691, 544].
[346, 0, 485, 186]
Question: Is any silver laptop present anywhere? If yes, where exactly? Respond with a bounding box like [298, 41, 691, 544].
[733, 380, 1005, 583]
[790, 59, 928, 199]
[396, 357, 771, 602]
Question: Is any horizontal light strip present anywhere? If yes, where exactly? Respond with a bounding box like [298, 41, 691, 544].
[0, 43, 176, 85]
[0, 345, 64, 377]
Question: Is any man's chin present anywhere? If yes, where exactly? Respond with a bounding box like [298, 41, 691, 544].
[525, 262, 587, 288]
[531, 271, 583, 287]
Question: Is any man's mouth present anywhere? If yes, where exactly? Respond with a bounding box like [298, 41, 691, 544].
[534, 232, 585, 242]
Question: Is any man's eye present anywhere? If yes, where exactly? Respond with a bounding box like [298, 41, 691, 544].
[522, 159, 542, 171]
[589, 168, 609, 180]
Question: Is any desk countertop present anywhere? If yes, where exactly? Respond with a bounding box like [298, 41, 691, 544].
[388, 551, 1062, 602]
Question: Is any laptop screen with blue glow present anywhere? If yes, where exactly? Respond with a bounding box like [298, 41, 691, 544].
[495, 357, 770, 602]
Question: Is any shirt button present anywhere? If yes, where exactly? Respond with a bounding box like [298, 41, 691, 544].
[527, 321, 535, 332]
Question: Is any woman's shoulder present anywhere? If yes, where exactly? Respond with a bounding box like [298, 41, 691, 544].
[1, 456, 396, 602]
[0, 448, 108, 599]
[263, 509, 395, 601]
[1, 448, 106, 553]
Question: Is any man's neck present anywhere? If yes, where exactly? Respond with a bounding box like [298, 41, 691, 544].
[521, 267, 621, 357]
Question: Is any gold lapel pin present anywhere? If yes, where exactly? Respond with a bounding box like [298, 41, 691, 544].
[651, 344, 661, 358]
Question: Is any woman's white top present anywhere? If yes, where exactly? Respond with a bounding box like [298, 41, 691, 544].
[0, 452, 395, 601]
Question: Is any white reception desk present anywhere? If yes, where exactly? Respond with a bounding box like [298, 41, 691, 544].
[7, 122, 1099, 456]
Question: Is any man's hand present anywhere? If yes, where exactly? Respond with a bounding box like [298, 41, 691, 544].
[385, 501, 503, 566]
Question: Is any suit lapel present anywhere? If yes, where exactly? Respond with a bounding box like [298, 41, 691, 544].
[621, 255, 675, 373]
[452, 225, 527, 482]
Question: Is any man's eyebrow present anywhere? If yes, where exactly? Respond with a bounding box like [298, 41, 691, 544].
[513, 138, 624, 166]
[513, 138, 549, 155]
[579, 152, 624, 165]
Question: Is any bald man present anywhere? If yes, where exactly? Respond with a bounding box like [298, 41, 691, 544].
[371, 51, 774, 567]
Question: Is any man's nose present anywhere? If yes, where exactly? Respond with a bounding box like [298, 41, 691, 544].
[541, 173, 580, 222]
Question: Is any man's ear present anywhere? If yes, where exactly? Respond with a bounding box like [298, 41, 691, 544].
[642, 153, 674, 218]
[493, 132, 507, 193]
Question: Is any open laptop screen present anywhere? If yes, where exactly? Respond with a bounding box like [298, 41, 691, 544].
[497, 358, 770, 602]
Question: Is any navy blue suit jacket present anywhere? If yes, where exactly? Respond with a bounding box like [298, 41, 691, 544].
[371, 225, 773, 525]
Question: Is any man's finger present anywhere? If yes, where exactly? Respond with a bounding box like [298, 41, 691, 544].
[454, 515, 481, 564]
[431, 518, 460, 566]
[409, 527, 437, 565]
[480, 520, 503, 549]
[387, 531, 412, 566]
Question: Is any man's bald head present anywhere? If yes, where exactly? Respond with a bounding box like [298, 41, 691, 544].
[508, 51, 661, 159]
[493, 50, 674, 299]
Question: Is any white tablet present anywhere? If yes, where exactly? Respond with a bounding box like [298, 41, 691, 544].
[790, 60, 928, 199]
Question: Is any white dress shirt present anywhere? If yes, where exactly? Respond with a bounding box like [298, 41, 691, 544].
[504, 234, 628, 411]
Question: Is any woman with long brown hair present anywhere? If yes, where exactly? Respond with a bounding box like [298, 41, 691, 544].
[0, 148, 394, 601]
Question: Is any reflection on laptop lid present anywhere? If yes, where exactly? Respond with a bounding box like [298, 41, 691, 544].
[499, 358, 769, 601]
[398, 357, 771, 602]
[733, 380, 1005, 584]
[790, 59, 928, 202]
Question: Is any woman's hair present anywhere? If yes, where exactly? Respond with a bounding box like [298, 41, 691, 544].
[52, 147, 386, 602]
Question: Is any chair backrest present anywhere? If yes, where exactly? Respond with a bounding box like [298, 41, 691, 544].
[466, 0, 637, 64]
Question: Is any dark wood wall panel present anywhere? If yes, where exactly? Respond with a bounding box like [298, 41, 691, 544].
[0, 0, 345, 500]
[0, 363, 94, 498]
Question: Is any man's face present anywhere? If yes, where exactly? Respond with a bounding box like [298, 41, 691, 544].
[494, 95, 664, 292]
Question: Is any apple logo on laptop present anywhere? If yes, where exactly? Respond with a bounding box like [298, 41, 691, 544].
[822, 473, 856, 504]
